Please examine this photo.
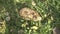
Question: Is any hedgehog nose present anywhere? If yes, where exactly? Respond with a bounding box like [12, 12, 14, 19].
[37, 17, 42, 21]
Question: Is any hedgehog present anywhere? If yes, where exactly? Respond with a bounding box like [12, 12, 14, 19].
[19, 7, 42, 21]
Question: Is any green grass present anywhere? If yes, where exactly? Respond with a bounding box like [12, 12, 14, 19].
[0, 0, 60, 34]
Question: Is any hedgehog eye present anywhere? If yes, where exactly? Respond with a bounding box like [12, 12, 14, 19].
[24, 11, 28, 13]
[33, 15, 37, 19]
[31, 12, 34, 15]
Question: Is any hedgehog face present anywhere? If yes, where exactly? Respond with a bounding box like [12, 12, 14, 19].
[19, 7, 42, 21]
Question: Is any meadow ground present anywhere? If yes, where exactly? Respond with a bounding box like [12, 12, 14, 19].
[0, 0, 60, 34]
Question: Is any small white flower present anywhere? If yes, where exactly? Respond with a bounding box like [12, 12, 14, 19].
[44, 14, 47, 17]
[31, 26, 38, 30]
[16, 0, 20, 2]
[5, 16, 10, 21]
[5, 12, 9, 16]
[10, 29, 13, 32]
[21, 24, 26, 27]
[21, 20, 24, 22]
[18, 29, 24, 34]
[51, 16, 54, 20]
[27, 27, 29, 29]
[32, 0, 36, 6]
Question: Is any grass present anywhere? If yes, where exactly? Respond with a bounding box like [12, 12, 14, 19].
[0, 0, 60, 34]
